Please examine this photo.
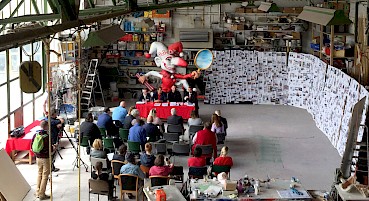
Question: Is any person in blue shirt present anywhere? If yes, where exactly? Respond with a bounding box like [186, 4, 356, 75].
[112, 101, 128, 127]
[97, 107, 115, 136]
[120, 152, 144, 199]
[128, 119, 147, 150]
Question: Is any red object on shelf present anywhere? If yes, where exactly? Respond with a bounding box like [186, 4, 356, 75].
[119, 34, 133, 41]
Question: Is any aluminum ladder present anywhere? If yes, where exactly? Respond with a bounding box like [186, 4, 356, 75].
[80, 59, 105, 111]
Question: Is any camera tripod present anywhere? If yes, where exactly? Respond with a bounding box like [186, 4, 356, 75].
[64, 129, 88, 172]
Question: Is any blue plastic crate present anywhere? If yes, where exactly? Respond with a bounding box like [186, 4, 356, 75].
[310, 43, 320, 51]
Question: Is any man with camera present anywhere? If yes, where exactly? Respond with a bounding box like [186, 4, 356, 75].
[45, 109, 65, 172]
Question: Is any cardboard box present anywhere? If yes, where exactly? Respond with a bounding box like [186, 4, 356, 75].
[231, 24, 244, 30]
[235, 7, 245, 13]
[245, 8, 253, 13]
[292, 32, 301, 39]
[156, 189, 166, 201]
[334, 49, 345, 58]
[223, 181, 237, 191]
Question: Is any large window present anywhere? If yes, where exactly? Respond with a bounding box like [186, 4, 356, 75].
[0, 118, 8, 149]
[0, 85, 7, 117]
[0, 51, 6, 83]
[10, 79, 21, 112]
[9, 48, 20, 80]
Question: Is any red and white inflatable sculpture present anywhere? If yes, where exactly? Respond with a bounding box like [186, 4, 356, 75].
[138, 41, 199, 92]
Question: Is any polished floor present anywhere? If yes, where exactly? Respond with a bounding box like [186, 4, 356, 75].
[19, 100, 341, 200]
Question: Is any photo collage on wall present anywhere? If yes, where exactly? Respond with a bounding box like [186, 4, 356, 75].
[204, 50, 369, 156]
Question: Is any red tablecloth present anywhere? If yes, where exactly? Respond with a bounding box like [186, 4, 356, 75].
[5, 120, 41, 156]
[136, 102, 195, 119]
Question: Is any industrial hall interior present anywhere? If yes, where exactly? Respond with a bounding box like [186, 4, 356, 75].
[2, 0, 369, 201]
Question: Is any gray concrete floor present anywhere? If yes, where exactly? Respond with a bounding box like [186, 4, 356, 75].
[19, 100, 341, 200]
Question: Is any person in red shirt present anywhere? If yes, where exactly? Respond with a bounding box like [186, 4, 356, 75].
[213, 146, 233, 167]
[192, 122, 217, 159]
[149, 154, 174, 176]
[188, 147, 206, 167]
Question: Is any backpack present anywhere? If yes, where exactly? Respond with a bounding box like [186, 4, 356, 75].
[10, 126, 25, 138]
[32, 131, 47, 153]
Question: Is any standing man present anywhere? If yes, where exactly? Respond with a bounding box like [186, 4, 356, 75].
[32, 120, 56, 200]
[128, 119, 147, 150]
[152, 87, 167, 103]
[167, 85, 182, 102]
[183, 87, 199, 112]
[112, 101, 128, 128]
[138, 88, 151, 102]
[46, 109, 64, 172]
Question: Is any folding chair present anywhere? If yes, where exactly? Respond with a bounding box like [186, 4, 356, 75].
[90, 157, 108, 172]
[188, 166, 208, 179]
[163, 132, 180, 143]
[88, 179, 110, 201]
[152, 142, 167, 155]
[172, 142, 190, 156]
[119, 128, 129, 142]
[167, 124, 183, 135]
[149, 176, 170, 187]
[119, 174, 144, 201]
[111, 160, 125, 183]
[188, 125, 203, 138]
[196, 144, 213, 165]
[80, 136, 90, 155]
[127, 141, 141, 154]
[170, 166, 184, 183]
[99, 128, 107, 138]
[103, 137, 115, 153]
[211, 165, 231, 179]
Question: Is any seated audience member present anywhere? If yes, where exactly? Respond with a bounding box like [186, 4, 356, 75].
[112, 144, 127, 162]
[215, 110, 228, 135]
[127, 106, 136, 117]
[188, 110, 202, 126]
[80, 113, 101, 154]
[148, 109, 164, 133]
[140, 143, 156, 168]
[149, 154, 174, 176]
[112, 101, 128, 127]
[167, 85, 182, 102]
[167, 108, 184, 132]
[91, 161, 114, 201]
[213, 146, 233, 167]
[183, 87, 199, 111]
[152, 87, 166, 102]
[192, 122, 217, 159]
[188, 147, 206, 167]
[120, 152, 145, 199]
[211, 114, 225, 134]
[128, 119, 147, 150]
[90, 139, 107, 159]
[138, 88, 151, 102]
[97, 107, 114, 132]
[143, 116, 161, 142]
[123, 109, 139, 129]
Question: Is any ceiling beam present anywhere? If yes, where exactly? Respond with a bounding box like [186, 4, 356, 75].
[0, 0, 243, 51]
[87, 0, 95, 8]
[56, 0, 79, 21]
[0, 0, 25, 32]
[46, 0, 60, 14]
[0, 0, 11, 12]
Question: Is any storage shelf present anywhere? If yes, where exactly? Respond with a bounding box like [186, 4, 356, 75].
[251, 30, 297, 32]
[322, 32, 354, 36]
[124, 31, 166, 33]
[253, 22, 303, 25]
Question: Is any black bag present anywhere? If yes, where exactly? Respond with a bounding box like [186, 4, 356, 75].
[10, 126, 25, 138]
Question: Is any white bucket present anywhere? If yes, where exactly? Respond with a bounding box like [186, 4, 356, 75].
[110, 82, 117, 92]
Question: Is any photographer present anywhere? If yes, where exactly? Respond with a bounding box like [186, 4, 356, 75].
[45, 109, 65, 172]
